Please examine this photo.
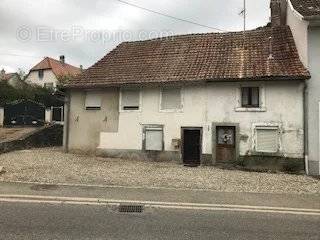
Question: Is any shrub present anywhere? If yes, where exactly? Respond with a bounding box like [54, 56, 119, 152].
[0, 82, 63, 107]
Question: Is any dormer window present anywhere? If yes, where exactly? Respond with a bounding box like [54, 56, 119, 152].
[38, 70, 44, 79]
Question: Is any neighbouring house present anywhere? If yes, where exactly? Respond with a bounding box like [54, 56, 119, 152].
[0, 69, 25, 89]
[277, 0, 320, 175]
[63, 3, 310, 172]
[25, 55, 82, 89]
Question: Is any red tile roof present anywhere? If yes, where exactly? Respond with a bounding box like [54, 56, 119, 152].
[0, 73, 19, 82]
[290, 0, 320, 18]
[66, 26, 309, 89]
[30, 57, 81, 77]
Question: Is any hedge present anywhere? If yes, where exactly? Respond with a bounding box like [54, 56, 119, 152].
[0, 82, 63, 107]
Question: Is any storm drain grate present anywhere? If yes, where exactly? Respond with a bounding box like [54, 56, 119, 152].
[118, 205, 144, 213]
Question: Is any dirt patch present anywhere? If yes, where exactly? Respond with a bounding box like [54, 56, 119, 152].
[0, 127, 37, 143]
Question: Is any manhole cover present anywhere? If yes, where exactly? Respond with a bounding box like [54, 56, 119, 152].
[30, 184, 59, 191]
[118, 205, 144, 213]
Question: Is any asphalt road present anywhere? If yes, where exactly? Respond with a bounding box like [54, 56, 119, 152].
[0, 202, 319, 240]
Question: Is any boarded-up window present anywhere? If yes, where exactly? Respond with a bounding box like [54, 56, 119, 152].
[85, 92, 101, 110]
[145, 127, 163, 151]
[256, 127, 279, 153]
[121, 89, 140, 110]
[241, 87, 259, 108]
[161, 88, 182, 110]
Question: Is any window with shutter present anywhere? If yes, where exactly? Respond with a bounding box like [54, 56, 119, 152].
[121, 89, 140, 111]
[144, 126, 163, 151]
[160, 87, 182, 110]
[255, 127, 279, 153]
[85, 92, 102, 110]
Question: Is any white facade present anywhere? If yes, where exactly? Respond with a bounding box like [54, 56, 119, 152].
[25, 69, 58, 88]
[98, 81, 304, 159]
[286, 2, 309, 67]
[285, 0, 320, 175]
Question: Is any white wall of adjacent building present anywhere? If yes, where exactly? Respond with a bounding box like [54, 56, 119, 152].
[307, 27, 320, 175]
[286, 3, 309, 67]
[286, 1, 320, 175]
[97, 81, 304, 158]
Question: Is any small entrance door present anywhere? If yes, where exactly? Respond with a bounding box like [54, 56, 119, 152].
[182, 128, 202, 166]
[216, 126, 236, 163]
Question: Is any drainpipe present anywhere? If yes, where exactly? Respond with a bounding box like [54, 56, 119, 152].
[303, 82, 309, 175]
[52, 88, 70, 152]
[63, 90, 71, 153]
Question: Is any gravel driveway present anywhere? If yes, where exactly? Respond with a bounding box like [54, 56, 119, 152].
[0, 148, 319, 195]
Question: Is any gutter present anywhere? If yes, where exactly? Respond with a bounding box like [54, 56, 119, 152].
[303, 82, 309, 175]
[63, 77, 310, 90]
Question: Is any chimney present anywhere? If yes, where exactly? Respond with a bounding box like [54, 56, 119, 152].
[80, 65, 83, 72]
[59, 55, 65, 64]
[270, 0, 287, 27]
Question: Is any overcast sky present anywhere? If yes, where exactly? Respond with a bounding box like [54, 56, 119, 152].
[0, 0, 270, 73]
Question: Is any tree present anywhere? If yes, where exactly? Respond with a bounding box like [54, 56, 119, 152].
[0, 82, 63, 107]
[17, 68, 26, 81]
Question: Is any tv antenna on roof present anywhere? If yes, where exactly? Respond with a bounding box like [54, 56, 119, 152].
[239, 0, 246, 32]
[239, 0, 247, 48]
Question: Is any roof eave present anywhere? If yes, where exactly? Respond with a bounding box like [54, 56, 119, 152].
[63, 76, 310, 90]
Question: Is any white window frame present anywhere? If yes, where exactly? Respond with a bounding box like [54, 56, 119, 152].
[143, 125, 164, 151]
[235, 83, 266, 112]
[119, 88, 142, 113]
[159, 87, 184, 113]
[85, 91, 102, 110]
[252, 123, 282, 154]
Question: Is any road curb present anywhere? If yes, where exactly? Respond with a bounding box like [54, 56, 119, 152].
[0, 180, 261, 194]
[1, 194, 320, 216]
[1, 180, 319, 196]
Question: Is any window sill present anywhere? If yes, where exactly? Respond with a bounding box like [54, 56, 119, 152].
[120, 110, 141, 113]
[159, 109, 183, 113]
[235, 107, 266, 112]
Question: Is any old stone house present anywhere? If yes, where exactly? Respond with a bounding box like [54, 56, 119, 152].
[63, 2, 311, 172]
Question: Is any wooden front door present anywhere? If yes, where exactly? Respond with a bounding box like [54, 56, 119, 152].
[216, 126, 236, 163]
[182, 128, 202, 166]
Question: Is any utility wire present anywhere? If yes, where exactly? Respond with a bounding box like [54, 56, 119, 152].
[114, 0, 226, 32]
[0, 53, 40, 58]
